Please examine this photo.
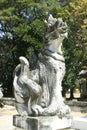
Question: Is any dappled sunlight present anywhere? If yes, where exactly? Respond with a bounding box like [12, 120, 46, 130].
[66, 88, 81, 99]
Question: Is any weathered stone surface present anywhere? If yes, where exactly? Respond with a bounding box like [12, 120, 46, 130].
[13, 115, 72, 130]
[13, 15, 72, 130]
[13, 15, 71, 118]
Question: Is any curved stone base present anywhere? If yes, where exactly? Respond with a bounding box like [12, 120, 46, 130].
[13, 115, 72, 130]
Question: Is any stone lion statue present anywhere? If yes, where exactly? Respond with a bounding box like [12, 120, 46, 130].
[13, 15, 71, 117]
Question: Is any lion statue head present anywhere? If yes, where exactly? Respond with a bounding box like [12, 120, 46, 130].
[43, 14, 68, 54]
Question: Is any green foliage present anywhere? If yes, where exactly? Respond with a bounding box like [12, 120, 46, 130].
[0, 0, 87, 97]
[62, 0, 87, 97]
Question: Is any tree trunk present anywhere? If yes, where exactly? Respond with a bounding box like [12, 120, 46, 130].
[70, 88, 74, 99]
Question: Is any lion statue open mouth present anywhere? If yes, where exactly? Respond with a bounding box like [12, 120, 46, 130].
[13, 15, 71, 117]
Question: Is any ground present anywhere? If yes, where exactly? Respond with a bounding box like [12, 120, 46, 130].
[0, 105, 87, 130]
[0, 91, 87, 130]
[0, 105, 18, 130]
[0, 89, 87, 130]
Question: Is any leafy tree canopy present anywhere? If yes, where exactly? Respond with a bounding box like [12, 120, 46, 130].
[0, 0, 87, 97]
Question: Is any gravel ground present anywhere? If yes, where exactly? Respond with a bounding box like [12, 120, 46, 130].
[0, 105, 87, 130]
[0, 105, 18, 130]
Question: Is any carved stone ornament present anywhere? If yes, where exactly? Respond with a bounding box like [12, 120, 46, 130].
[13, 14, 71, 118]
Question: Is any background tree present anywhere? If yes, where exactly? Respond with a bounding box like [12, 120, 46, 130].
[0, 0, 87, 98]
[0, 0, 63, 96]
[62, 0, 87, 98]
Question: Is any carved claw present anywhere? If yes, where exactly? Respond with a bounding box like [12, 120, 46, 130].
[31, 105, 44, 116]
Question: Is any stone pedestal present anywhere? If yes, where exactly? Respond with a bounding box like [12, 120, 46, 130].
[13, 115, 71, 130]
